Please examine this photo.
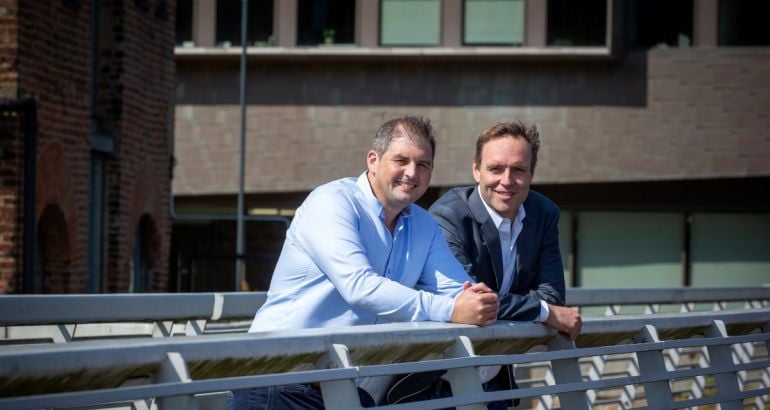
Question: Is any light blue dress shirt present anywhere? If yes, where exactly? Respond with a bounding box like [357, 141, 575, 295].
[249, 173, 474, 333]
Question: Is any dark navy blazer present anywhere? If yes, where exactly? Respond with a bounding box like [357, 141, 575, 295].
[429, 186, 566, 321]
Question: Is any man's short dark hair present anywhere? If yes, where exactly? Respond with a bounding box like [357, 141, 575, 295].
[373, 116, 436, 159]
[474, 121, 540, 172]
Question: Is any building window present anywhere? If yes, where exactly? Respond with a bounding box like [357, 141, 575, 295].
[175, 0, 193, 46]
[134, 0, 149, 12]
[36, 204, 71, 293]
[130, 215, 156, 292]
[690, 213, 770, 286]
[626, 0, 692, 49]
[297, 0, 355, 46]
[463, 0, 524, 46]
[576, 212, 683, 289]
[718, 0, 770, 46]
[547, 0, 606, 46]
[62, 0, 81, 12]
[155, 0, 169, 21]
[216, 0, 274, 47]
[380, 0, 440, 46]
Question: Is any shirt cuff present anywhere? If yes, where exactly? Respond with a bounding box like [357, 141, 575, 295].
[432, 294, 457, 322]
[537, 300, 550, 322]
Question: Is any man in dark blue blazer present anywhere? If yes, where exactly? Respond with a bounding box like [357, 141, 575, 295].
[429, 121, 582, 408]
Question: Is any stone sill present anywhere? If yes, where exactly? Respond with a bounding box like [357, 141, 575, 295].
[174, 46, 614, 61]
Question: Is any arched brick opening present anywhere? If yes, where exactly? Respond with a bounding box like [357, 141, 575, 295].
[36, 203, 71, 293]
[130, 214, 160, 292]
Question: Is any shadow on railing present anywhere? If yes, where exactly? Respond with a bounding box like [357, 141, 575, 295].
[0, 287, 768, 409]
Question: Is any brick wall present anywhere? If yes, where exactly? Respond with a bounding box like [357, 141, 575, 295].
[0, 112, 20, 292]
[173, 48, 770, 195]
[16, 0, 92, 293]
[0, 0, 18, 98]
[101, 0, 175, 292]
[0, 0, 174, 294]
[0, 0, 19, 292]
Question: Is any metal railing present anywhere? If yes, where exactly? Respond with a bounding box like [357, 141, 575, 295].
[2, 287, 767, 343]
[1, 287, 768, 409]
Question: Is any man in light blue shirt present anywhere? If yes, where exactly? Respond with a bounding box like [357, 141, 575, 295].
[229, 116, 499, 409]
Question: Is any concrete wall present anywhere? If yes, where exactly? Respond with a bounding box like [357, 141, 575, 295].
[173, 48, 770, 195]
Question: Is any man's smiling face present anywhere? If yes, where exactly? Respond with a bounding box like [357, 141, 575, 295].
[367, 134, 433, 216]
[473, 135, 533, 219]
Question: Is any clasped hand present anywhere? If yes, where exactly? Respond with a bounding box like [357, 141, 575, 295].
[450, 281, 499, 326]
[544, 304, 582, 341]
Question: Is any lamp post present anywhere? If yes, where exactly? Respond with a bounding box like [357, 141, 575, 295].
[235, 0, 249, 291]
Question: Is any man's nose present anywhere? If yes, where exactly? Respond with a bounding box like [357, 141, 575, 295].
[403, 162, 417, 177]
[501, 169, 515, 185]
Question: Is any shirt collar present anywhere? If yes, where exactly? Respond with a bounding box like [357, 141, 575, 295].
[357, 172, 412, 221]
[476, 185, 525, 230]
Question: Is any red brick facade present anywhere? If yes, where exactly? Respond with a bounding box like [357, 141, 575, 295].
[0, 0, 174, 294]
[0, 0, 22, 293]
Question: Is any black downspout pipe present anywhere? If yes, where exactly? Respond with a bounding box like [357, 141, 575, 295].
[22, 98, 37, 293]
[1, 96, 38, 293]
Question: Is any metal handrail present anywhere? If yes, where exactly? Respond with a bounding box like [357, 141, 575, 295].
[1, 286, 768, 326]
[0, 308, 768, 410]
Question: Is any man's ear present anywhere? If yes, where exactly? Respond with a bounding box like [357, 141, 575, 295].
[366, 150, 378, 173]
[472, 161, 481, 184]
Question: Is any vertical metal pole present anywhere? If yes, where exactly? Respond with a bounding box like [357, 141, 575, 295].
[443, 336, 486, 410]
[235, 0, 249, 291]
[683, 213, 692, 286]
[548, 336, 590, 410]
[705, 320, 743, 410]
[635, 325, 675, 409]
[21, 98, 37, 293]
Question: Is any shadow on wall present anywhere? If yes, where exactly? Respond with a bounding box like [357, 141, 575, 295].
[176, 51, 648, 108]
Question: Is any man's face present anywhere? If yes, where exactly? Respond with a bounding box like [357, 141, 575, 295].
[473, 135, 533, 219]
[367, 135, 433, 214]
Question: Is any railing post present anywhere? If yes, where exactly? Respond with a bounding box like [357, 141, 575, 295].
[318, 343, 362, 409]
[765, 323, 770, 359]
[444, 335, 486, 410]
[152, 321, 174, 337]
[763, 323, 770, 409]
[54, 324, 75, 342]
[155, 352, 194, 409]
[185, 319, 206, 336]
[132, 398, 153, 410]
[705, 320, 742, 410]
[635, 324, 675, 409]
[548, 337, 590, 410]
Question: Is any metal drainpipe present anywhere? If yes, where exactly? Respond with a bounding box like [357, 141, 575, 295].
[22, 98, 37, 293]
[235, 0, 249, 292]
[1, 96, 38, 293]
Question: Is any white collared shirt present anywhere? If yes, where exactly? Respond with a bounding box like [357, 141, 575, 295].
[477, 186, 549, 322]
[474, 187, 550, 384]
